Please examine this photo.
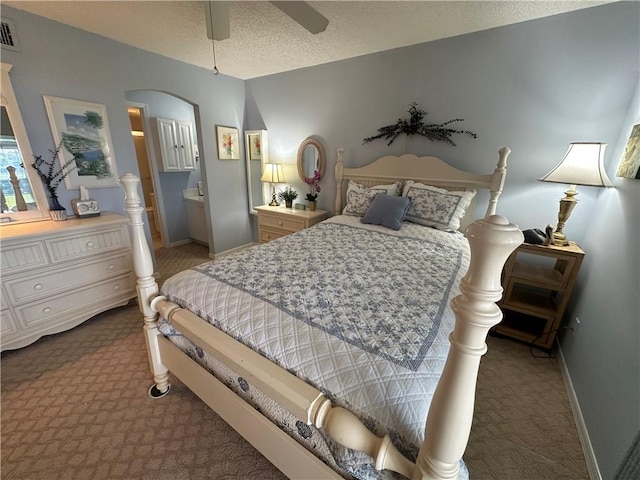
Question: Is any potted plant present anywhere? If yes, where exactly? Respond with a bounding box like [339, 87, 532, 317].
[304, 170, 322, 211]
[278, 187, 298, 208]
[31, 142, 76, 221]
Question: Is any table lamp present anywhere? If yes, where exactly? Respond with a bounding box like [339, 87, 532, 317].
[539, 142, 612, 246]
[260, 163, 286, 206]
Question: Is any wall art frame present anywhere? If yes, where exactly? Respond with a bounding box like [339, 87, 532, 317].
[43, 95, 119, 189]
[216, 125, 240, 160]
[616, 123, 640, 179]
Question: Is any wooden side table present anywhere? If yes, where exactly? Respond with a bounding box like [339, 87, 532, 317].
[255, 205, 327, 243]
[495, 242, 585, 349]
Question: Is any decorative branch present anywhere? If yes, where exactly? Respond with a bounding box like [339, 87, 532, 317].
[31, 142, 77, 200]
[363, 102, 477, 147]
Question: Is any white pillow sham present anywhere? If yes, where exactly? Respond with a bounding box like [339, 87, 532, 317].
[402, 181, 476, 231]
[343, 180, 402, 216]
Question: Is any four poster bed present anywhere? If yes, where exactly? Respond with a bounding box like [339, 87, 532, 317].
[120, 147, 523, 480]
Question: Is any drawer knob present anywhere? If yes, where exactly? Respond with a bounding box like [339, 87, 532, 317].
[113, 285, 120, 291]
[266, 234, 270, 239]
[42, 307, 52, 314]
[278, 221, 283, 226]
[34, 283, 43, 291]
[86, 241, 95, 248]
[107, 264, 115, 270]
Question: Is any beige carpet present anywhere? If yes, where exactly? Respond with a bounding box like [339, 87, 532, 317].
[1, 243, 589, 480]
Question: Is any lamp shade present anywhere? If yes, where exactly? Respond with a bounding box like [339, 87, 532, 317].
[260, 163, 286, 183]
[539, 142, 612, 187]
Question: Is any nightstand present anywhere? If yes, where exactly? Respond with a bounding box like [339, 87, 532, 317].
[495, 242, 585, 349]
[255, 205, 327, 243]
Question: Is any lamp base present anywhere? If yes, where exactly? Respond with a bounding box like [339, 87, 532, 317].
[269, 188, 279, 207]
[550, 185, 578, 247]
[550, 231, 570, 247]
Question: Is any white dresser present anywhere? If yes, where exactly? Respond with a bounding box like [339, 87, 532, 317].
[0, 213, 136, 352]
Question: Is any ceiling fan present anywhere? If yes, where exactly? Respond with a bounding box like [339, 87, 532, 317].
[205, 1, 329, 41]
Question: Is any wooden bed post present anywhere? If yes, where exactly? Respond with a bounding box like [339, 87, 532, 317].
[485, 147, 510, 217]
[120, 174, 170, 398]
[334, 147, 344, 214]
[413, 214, 523, 480]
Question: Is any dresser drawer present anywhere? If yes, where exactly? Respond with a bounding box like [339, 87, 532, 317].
[259, 227, 289, 243]
[45, 226, 128, 264]
[1, 309, 19, 337]
[15, 274, 135, 328]
[259, 214, 305, 233]
[5, 253, 132, 305]
[0, 241, 50, 274]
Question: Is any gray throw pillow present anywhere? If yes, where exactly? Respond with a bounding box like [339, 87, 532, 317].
[360, 193, 412, 230]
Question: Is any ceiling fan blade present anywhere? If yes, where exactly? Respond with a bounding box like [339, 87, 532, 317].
[269, 1, 329, 34]
[205, 1, 230, 41]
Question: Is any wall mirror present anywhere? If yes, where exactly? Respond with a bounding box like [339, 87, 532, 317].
[0, 63, 49, 222]
[297, 136, 326, 183]
[245, 130, 268, 214]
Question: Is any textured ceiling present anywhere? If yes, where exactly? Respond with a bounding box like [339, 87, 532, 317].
[3, 1, 614, 79]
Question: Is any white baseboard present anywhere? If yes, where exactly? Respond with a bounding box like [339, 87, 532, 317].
[557, 344, 602, 480]
[167, 238, 194, 248]
[214, 242, 257, 259]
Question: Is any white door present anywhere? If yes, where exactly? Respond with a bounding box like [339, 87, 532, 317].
[156, 118, 180, 171]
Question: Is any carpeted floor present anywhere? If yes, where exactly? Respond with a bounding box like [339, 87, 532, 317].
[1, 242, 589, 479]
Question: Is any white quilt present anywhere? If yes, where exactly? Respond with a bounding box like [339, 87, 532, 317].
[159, 215, 471, 479]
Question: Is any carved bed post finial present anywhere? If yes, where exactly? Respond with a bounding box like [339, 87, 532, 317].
[485, 147, 510, 217]
[334, 148, 345, 214]
[413, 214, 523, 480]
[120, 174, 170, 397]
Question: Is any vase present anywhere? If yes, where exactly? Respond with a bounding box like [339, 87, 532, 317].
[285, 200, 293, 208]
[49, 209, 67, 221]
[49, 195, 68, 221]
[308, 201, 317, 211]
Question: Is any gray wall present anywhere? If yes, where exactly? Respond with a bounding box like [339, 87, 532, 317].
[2, 5, 250, 254]
[245, 3, 639, 478]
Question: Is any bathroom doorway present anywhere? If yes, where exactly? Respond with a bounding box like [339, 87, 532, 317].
[127, 103, 164, 249]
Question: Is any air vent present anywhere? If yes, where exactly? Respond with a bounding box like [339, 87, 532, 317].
[1, 18, 20, 52]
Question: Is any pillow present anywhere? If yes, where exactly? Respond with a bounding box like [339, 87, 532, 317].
[402, 181, 476, 231]
[360, 193, 412, 230]
[343, 181, 402, 216]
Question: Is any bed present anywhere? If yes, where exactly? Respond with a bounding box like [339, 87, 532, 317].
[120, 147, 523, 480]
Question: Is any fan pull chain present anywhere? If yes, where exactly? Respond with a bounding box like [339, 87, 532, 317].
[211, 39, 219, 75]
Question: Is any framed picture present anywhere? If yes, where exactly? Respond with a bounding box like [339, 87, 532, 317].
[616, 123, 640, 179]
[216, 125, 240, 160]
[249, 133, 262, 160]
[43, 95, 119, 189]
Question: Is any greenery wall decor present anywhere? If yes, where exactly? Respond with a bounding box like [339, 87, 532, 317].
[363, 102, 477, 146]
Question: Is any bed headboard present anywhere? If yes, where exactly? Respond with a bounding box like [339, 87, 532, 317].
[334, 147, 510, 231]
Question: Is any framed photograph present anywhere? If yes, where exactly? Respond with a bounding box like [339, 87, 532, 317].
[43, 95, 119, 189]
[616, 123, 640, 179]
[216, 125, 240, 160]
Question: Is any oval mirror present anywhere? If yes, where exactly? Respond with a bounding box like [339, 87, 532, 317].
[297, 137, 325, 183]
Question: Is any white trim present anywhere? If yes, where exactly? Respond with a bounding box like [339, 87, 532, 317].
[213, 241, 257, 259]
[557, 343, 602, 480]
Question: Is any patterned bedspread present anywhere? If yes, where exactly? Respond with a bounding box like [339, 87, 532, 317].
[159, 215, 471, 479]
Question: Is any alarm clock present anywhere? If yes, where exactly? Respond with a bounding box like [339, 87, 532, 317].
[72, 199, 101, 218]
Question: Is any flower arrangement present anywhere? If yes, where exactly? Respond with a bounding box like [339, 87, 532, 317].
[31, 142, 76, 211]
[304, 170, 322, 202]
[278, 187, 298, 203]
